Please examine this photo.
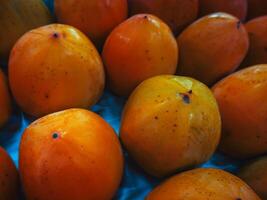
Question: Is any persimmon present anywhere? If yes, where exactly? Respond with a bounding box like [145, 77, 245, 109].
[0, 146, 19, 200]
[177, 13, 249, 85]
[213, 64, 267, 158]
[128, 0, 199, 34]
[9, 24, 105, 117]
[199, 0, 247, 21]
[147, 168, 261, 200]
[54, 0, 128, 48]
[120, 75, 221, 177]
[102, 14, 178, 96]
[0, 69, 11, 127]
[19, 108, 124, 200]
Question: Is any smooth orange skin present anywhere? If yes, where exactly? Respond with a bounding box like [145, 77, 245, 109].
[238, 156, 267, 200]
[54, 0, 128, 48]
[0, 70, 11, 127]
[146, 168, 261, 200]
[213, 64, 267, 158]
[128, 0, 199, 34]
[9, 24, 105, 117]
[199, 0, 247, 21]
[0, 0, 52, 62]
[19, 108, 124, 200]
[177, 12, 249, 86]
[247, 0, 267, 20]
[102, 14, 178, 96]
[0, 146, 19, 200]
[242, 16, 267, 67]
[120, 75, 221, 177]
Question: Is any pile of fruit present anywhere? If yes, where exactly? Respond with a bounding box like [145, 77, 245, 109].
[1, 0, 267, 199]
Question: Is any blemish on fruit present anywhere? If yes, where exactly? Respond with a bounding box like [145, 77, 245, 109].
[52, 32, 59, 39]
[180, 93, 190, 104]
[236, 21, 241, 29]
[52, 132, 59, 139]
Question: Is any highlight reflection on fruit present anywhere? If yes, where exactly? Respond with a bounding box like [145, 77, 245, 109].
[120, 75, 221, 177]
[9, 24, 105, 117]
[19, 108, 124, 200]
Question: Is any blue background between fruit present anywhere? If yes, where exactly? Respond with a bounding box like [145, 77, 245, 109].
[0, 0, 244, 199]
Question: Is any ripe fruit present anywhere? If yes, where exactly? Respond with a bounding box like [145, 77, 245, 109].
[242, 16, 267, 67]
[20, 108, 124, 200]
[9, 24, 105, 117]
[103, 14, 178, 96]
[177, 12, 249, 85]
[146, 168, 261, 200]
[213, 64, 267, 158]
[120, 75, 221, 177]
[0, 69, 11, 127]
[199, 0, 247, 21]
[128, 0, 199, 34]
[0, 146, 19, 200]
[238, 156, 267, 200]
[54, 0, 128, 47]
[0, 0, 52, 61]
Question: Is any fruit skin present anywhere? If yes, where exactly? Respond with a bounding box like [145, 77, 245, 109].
[146, 168, 261, 200]
[102, 14, 178, 96]
[242, 16, 267, 67]
[238, 156, 267, 200]
[0, 69, 11, 127]
[0, 146, 19, 200]
[9, 24, 105, 117]
[120, 75, 221, 177]
[177, 12, 249, 86]
[247, 0, 267, 20]
[0, 0, 52, 62]
[128, 0, 199, 34]
[54, 0, 128, 48]
[212, 64, 267, 158]
[199, 0, 247, 21]
[19, 108, 124, 200]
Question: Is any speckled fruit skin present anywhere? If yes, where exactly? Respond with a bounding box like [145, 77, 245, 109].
[212, 64, 267, 158]
[0, 69, 11, 128]
[247, 0, 267, 20]
[0, 0, 53, 62]
[199, 0, 247, 21]
[9, 24, 105, 117]
[102, 14, 178, 96]
[120, 75, 221, 177]
[238, 156, 267, 200]
[54, 0, 128, 48]
[177, 12, 249, 86]
[128, 0, 199, 34]
[146, 168, 261, 200]
[0, 146, 19, 200]
[19, 108, 124, 200]
[242, 16, 267, 67]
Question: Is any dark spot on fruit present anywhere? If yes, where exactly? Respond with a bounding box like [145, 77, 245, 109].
[188, 90, 193, 94]
[144, 15, 148, 19]
[173, 124, 177, 127]
[52, 133, 59, 139]
[154, 116, 159, 120]
[236, 21, 241, 29]
[52, 32, 59, 38]
[180, 93, 190, 104]
[45, 94, 49, 99]
[236, 198, 242, 200]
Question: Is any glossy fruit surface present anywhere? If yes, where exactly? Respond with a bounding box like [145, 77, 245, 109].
[0, 146, 19, 200]
[0, 0, 52, 61]
[199, 0, 247, 21]
[0, 69, 11, 128]
[146, 168, 261, 200]
[120, 75, 221, 177]
[55, 0, 128, 47]
[177, 12, 249, 85]
[128, 0, 199, 34]
[103, 14, 178, 96]
[19, 108, 124, 200]
[9, 24, 105, 117]
[213, 64, 267, 158]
